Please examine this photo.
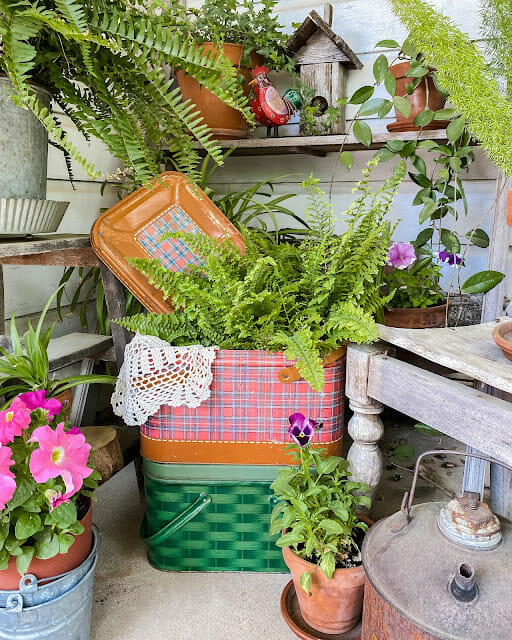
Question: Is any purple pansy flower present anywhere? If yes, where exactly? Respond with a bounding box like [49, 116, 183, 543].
[387, 242, 416, 270]
[288, 413, 317, 448]
[438, 251, 462, 265]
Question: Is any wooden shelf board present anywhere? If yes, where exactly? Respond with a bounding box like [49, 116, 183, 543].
[190, 129, 448, 157]
[0, 234, 91, 259]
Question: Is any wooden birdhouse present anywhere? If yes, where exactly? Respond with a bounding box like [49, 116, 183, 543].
[286, 3, 363, 135]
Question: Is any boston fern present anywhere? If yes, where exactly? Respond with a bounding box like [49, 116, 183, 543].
[0, 0, 251, 183]
[119, 160, 404, 391]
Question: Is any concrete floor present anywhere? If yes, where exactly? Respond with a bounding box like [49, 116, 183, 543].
[90, 414, 467, 640]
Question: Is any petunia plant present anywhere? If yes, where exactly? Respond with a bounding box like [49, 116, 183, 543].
[382, 241, 445, 310]
[0, 391, 100, 576]
[270, 414, 371, 594]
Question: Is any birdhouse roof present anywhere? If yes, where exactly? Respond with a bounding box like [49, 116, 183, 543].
[286, 10, 362, 69]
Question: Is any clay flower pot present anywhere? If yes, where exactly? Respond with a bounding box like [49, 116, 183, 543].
[175, 43, 254, 140]
[0, 499, 92, 590]
[387, 61, 448, 132]
[383, 302, 448, 328]
[282, 518, 372, 635]
[493, 320, 512, 361]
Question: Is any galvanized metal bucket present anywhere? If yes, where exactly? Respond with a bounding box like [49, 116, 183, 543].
[0, 525, 100, 640]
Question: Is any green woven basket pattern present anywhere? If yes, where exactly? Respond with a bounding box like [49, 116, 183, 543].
[144, 476, 287, 572]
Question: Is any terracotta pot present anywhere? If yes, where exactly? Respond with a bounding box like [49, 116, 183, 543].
[387, 61, 448, 132]
[0, 499, 92, 590]
[383, 302, 448, 328]
[282, 517, 372, 635]
[175, 43, 253, 140]
[492, 320, 512, 361]
[55, 388, 74, 417]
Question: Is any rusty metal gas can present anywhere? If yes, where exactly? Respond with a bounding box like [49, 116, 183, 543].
[361, 450, 512, 640]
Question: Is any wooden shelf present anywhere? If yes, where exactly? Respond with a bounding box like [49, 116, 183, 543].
[0, 234, 92, 260]
[192, 129, 448, 157]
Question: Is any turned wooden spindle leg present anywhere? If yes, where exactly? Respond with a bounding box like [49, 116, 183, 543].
[345, 343, 387, 501]
[347, 398, 384, 496]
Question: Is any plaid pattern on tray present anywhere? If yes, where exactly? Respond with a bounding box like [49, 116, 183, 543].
[136, 205, 204, 271]
[141, 350, 345, 443]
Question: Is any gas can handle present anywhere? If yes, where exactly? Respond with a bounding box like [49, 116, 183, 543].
[401, 449, 512, 521]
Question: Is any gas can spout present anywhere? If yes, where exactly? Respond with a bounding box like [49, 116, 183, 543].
[450, 563, 478, 603]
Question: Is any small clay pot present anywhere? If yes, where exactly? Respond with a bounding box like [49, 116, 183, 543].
[282, 517, 372, 635]
[387, 61, 448, 132]
[175, 43, 257, 140]
[383, 302, 448, 329]
[492, 320, 512, 361]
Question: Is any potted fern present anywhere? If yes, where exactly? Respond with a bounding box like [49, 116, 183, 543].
[0, 0, 251, 200]
[116, 160, 405, 463]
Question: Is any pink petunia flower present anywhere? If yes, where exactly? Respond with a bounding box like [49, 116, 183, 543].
[387, 242, 416, 270]
[0, 397, 32, 445]
[18, 390, 62, 419]
[0, 446, 16, 510]
[44, 488, 69, 510]
[29, 422, 92, 498]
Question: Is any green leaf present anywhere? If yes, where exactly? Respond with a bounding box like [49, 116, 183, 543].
[58, 533, 75, 555]
[449, 156, 462, 172]
[320, 552, 336, 579]
[419, 199, 437, 224]
[415, 228, 434, 246]
[413, 110, 434, 128]
[401, 37, 418, 58]
[440, 229, 461, 253]
[349, 86, 374, 104]
[461, 271, 505, 294]
[300, 571, 312, 595]
[411, 155, 427, 175]
[45, 501, 77, 529]
[433, 108, 458, 120]
[15, 512, 41, 540]
[373, 54, 389, 84]
[35, 532, 60, 560]
[392, 444, 415, 461]
[393, 96, 412, 119]
[417, 140, 439, 151]
[9, 478, 35, 510]
[405, 65, 429, 78]
[446, 117, 465, 142]
[375, 39, 400, 48]
[16, 546, 34, 576]
[339, 151, 354, 170]
[319, 519, 345, 535]
[414, 423, 443, 436]
[409, 172, 432, 188]
[400, 140, 417, 158]
[275, 531, 304, 548]
[374, 149, 396, 162]
[386, 140, 405, 152]
[466, 229, 490, 248]
[412, 187, 431, 206]
[353, 120, 372, 147]
[384, 71, 397, 96]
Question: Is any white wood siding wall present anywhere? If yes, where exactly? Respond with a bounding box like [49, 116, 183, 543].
[191, 0, 509, 298]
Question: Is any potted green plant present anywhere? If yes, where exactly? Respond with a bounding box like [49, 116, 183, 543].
[0, 0, 250, 191]
[0, 390, 100, 638]
[117, 159, 404, 392]
[269, 413, 371, 635]
[176, 0, 294, 139]
[0, 288, 116, 407]
[380, 241, 448, 328]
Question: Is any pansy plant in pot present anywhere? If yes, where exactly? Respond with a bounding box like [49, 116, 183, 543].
[270, 414, 371, 635]
[0, 391, 99, 589]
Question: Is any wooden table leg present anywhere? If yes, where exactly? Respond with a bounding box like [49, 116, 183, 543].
[345, 343, 387, 505]
[99, 264, 130, 369]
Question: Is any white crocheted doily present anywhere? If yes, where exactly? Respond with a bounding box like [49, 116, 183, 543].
[111, 333, 218, 426]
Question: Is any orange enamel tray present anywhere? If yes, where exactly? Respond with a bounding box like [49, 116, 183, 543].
[90, 172, 245, 313]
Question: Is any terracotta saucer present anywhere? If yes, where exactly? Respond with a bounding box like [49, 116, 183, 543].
[492, 320, 512, 361]
[386, 120, 450, 132]
[280, 581, 362, 640]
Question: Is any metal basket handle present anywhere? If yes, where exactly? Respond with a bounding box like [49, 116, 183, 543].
[140, 493, 212, 547]
[401, 449, 512, 520]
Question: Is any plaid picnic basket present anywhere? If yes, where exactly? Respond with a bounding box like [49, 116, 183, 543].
[140, 348, 345, 465]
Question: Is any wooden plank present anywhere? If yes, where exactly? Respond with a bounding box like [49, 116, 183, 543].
[299, 62, 345, 135]
[367, 354, 512, 468]
[0, 234, 91, 259]
[377, 318, 512, 394]
[188, 129, 449, 157]
[481, 171, 511, 321]
[0, 247, 99, 267]
[47, 332, 113, 370]
[100, 264, 130, 368]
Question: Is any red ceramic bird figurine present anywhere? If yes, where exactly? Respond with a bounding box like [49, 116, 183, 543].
[250, 66, 296, 137]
